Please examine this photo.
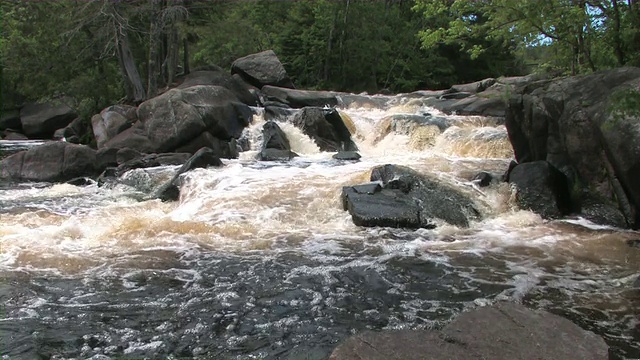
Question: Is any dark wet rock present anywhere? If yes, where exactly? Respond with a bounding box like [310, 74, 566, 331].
[429, 95, 506, 117]
[451, 78, 496, 94]
[20, 101, 78, 138]
[0, 110, 21, 130]
[0, 142, 98, 182]
[579, 193, 628, 228]
[177, 70, 258, 106]
[371, 164, 482, 227]
[258, 148, 299, 161]
[330, 302, 608, 360]
[407, 89, 453, 98]
[115, 152, 191, 177]
[66, 177, 94, 186]
[63, 117, 93, 144]
[262, 121, 291, 151]
[231, 50, 295, 89]
[96, 147, 119, 169]
[291, 107, 357, 152]
[3, 130, 28, 140]
[508, 161, 572, 219]
[343, 164, 481, 228]
[174, 131, 239, 159]
[502, 159, 518, 182]
[472, 171, 494, 187]
[338, 94, 391, 109]
[506, 67, 640, 228]
[333, 151, 361, 161]
[264, 105, 299, 122]
[137, 85, 252, 153]
[116, 148, 142, 165]
[341, 187, 427, 229]
[627, 239, 640, 248]
[154, 147, 224, 201]
[97, 167, 118, 187]
[102, 127, 155, 154]
[440, 91, 473, 100]
[634, 275, 640, 288]
[262, 85, 339, 108]
[92, 105, 137, 148]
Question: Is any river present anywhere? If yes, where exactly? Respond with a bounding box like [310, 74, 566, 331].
[1, 96, 639, 359]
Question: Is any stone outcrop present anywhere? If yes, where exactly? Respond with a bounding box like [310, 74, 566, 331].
[0, 142, 98, 182]
[257, 120, 298, 161]
[231, 50, 295, 89]
[291, 107, 357, 152]
[177, 69, 258, 106]
[342, 164, 481, 228]
[20, 101, 78, 138]
[505, 67, 640, 228]
[91, 105, 138, 148]
[330, 302, 608, 360]
[262, 85, 339, 108]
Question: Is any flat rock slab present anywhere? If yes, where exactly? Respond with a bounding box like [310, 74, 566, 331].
[330, 302, 608, 360]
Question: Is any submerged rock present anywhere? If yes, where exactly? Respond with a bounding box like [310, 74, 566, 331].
[333, 151, 361, 161]
[330, 302, 608, 360]
[154, 147, 224, 202]
[342, 164, 481, 228]
[258, 148, 298, 161]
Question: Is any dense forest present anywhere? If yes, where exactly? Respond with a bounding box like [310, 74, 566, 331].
[1, 0, 640, 117]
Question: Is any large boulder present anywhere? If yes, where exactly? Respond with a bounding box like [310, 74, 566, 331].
[451, 78, 496, 93]
[330, 302, 608, 360]
[506, 67, 640, 228]
[177, 69, 258, 106]
[20, 101, 78, 138]
[102, 126, 155, 154]
[0, 110, 21, 131]
[92, 105, 137, 148]
[508, 161, 573, 219]
[174, 131, 239, 158]
[291, 107, 357, 152]
[0, 142, 98, 182]
[342, 164, 482, 228]
[257, 121, 298, 161]
[231, 50, 295, 89]
[62, 117, 94, 144]
[261, 86, 339, 108]
[137, 85, 252, 153]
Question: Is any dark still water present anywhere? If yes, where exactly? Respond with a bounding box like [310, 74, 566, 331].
[1, 103, 639, 359]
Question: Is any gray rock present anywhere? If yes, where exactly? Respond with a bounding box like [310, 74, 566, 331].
[231, 50, 295, 89]
[262, 85, 339, 108]
[92, 105, 137, 148]
[20, 101, 78, 138]
[505, 67, 640, 228]
[137, 85, 251, 153]
[0, 142, 97, 182]
[177, 70, 258, 106]
[330, 302, 608, 360]
[257, 148, 298, 161]
[0, 110, 21, 130]
[451, 78, 496, 93]
[333, 151, 361, 161]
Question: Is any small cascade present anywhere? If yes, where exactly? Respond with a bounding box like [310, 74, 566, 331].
[0, 93, 639, 360]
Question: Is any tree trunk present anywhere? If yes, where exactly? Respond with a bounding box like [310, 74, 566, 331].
[183, 37, 190, 75]
[147, 0, 162, 98]
[116, 26, 146, 103]
[611, 0, 625, 65]
[165, 26, 180, 87]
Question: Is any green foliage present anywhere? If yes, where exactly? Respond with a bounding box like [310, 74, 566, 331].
[607, 87, 640, 124]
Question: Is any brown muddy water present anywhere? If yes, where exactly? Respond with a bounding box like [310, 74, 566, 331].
[1, 97, 639, 359]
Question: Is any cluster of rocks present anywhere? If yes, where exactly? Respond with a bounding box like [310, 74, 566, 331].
[2, 50, 639, 231]
[0, 50, 361, 200]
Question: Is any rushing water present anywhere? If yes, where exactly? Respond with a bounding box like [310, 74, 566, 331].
[1, 96, 639, 360]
